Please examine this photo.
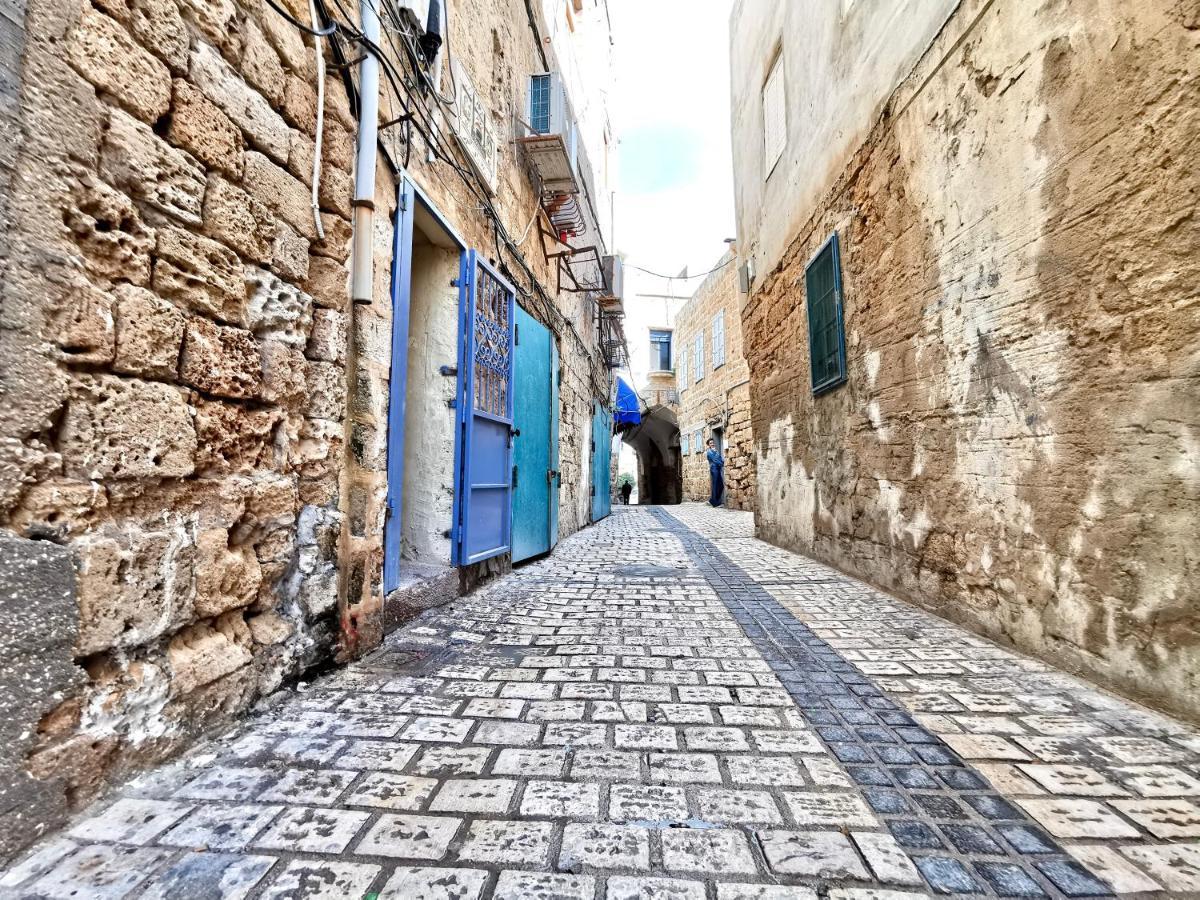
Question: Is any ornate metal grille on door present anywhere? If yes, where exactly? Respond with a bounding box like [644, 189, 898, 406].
[474, 262, 511, 417]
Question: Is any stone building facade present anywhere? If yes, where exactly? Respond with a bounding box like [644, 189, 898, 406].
[675, 250, 755, 511]
[0, 0, 615, 861]
[730, 0, 1199, 719]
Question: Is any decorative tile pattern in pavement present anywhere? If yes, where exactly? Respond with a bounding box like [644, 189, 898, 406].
[2, 504, 1199, 898]
[652, 507, 1107, 898]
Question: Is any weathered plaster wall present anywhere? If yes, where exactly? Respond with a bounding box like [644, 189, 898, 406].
[675, 251, 755, 511]
[738, 0, 1200, 719]
[729, 0, 958, 281]
[0, 0, 356, 858]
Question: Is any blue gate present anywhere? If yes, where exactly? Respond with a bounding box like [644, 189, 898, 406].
[591, 401, 612, 522]
[511, 306, 559, 563]
[451, 250, 516, 566]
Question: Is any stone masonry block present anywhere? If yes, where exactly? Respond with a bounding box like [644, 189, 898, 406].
[153, 226, 247, 325]
[304, 360, 346, 421]
[115, 0, 190, 73]
[261, 341, 308, 406]
[67, 7, 171, 124]
[65, 175, 154, 287]
[304, 255, 349, 309]
[242, 18, 286, 105]
[167, 618, 253, 696]
[318, 166, 353, 219]
[287, 128, 315, 183]
[256, 4, 313, 79]
[180, 317, 263, 400]
[246, 267, 314, 347]
[282, 74, 317, 136]
[168, 80, 243, 178]
[190, 42, 289, 164]
[113, 284, 185, 379]
[176, 0, 239, 54]
[272, 221, 310, 283]
[193, 396, 282, 475]
[244, 151, 318, 240]
[59, 374, 196, 480]
[307, 308, 346, 364]
[202, 176, 275, 265]
[75, 522, 196, 655]
[194, 528, 263, 618]
[50, 279, 115, 365]
[100, 109, 206, 226]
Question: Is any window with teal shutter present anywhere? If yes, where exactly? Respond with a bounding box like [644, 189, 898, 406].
[805, 232, 848, 395]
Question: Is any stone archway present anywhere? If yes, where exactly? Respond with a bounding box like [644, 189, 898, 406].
[620, 405, 682, 505]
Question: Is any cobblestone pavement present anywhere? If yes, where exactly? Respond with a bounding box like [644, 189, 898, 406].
[4, 505, 1200, 899]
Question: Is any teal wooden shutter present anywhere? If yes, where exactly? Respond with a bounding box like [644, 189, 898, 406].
[806, 233, 848, 394]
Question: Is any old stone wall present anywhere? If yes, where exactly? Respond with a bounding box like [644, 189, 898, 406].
[0, 0, 358, 857]
[740, 0, 1200, 720]
[676, 252, 756, 511]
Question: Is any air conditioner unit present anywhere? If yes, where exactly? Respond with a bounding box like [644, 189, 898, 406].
[520, 72, 580, 195]
[601, 255, 624, 303]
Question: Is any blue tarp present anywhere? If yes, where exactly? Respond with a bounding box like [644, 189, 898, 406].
[613, 377, 642, 425]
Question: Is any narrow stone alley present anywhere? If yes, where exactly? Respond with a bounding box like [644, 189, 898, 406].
[4, 506, 1199, 899]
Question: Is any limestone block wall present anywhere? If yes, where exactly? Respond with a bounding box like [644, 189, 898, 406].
[739, 0, 1200, 720]
[676, 253, 756, 511]
[0, 0, 355, 857]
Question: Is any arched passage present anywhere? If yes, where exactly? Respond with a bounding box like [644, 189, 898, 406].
[619, 404, 682, 505]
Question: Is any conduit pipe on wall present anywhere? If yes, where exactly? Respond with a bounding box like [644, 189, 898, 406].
[309, 0, 326, 241]
[350, 0, 381, 304]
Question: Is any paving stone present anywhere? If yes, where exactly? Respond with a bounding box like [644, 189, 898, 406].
[401, 716, 474, 743]
[726, 755, 806, 786]
[160, 804, 282, 851]
[521, 780, 601, 817]
[1065, 845, 1162, 894]
[782, 791, 876, 827]
[260, 860, 379, 899]
[758, 830, 870, 879]
[258, 768, 356, 804]
[253, 806, 370, 853]
[1017, 798, 1141, 839]
[1034, 858, 1112, 897]
[1119, 844, 1200, 892]
[696, 788, 783, 825]
[648, 753, 722, 783]
[660, 828, 757, 874]
[355, 813, 461, 859]
[718, 886, 819, 900]
[378, 866, 490, 899]
[975, 861, 1048, 897]
[25, 845, 174, 899]
[430, 778, 518, 813]
[495, 870, 595, 900]
[411, 746, 492, 776]
[851, 832, 923, 886]
[560, 823, 650, 871]
[139, 852, 276, 899]
[609, 876, 708, 900]
[68, 798, 193, 845]
[913, 856, 982, 894]
[347, 772, 439, 810]
[1110, 797, 1200, 837]
[460, 820, 556, 865]
[174, 766, 276, 800]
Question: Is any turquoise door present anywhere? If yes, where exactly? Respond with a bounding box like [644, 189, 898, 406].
[591, 401, 612, 522]
[511, 306, 559, 563]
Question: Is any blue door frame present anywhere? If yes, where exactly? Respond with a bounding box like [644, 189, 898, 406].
[383, 180, 415, 594]
[511, 306, 559, 563]
[451, 251, 517, 566]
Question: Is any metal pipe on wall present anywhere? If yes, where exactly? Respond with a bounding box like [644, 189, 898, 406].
[350, 0, 381, 304]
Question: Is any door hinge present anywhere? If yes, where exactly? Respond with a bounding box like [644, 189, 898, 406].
[398, 191, 408, 212]
[514, 323, 519, 345]
[439, 365, 458, 377]
[590, 484, 595, 497]
[512, 464, 518, 488]
[547, 469, 558, 485]
[447, 398, 456, 409]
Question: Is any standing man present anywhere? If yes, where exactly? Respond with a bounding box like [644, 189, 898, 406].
[706, 437, 724, 507]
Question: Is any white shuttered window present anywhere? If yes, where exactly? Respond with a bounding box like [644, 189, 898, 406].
[712, 311, 726, 369]
[763, 54, 786, 176]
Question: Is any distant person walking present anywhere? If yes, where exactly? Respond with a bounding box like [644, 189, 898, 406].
[706, 438, 724, 507]
[620, 480, 633, 505]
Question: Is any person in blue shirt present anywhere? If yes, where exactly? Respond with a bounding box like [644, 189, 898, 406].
[705, 438, 724, 507]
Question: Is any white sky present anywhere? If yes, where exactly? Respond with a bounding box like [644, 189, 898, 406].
[608, 0, 737, 390]
[604, 0, 737, 482]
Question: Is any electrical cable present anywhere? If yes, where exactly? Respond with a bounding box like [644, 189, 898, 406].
[626, 257, 735, 280]
[265, 0, 337, 35]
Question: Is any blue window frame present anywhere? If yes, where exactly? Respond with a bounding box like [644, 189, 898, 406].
[806, 232, 848, 395]
[530, 74, 552, 134]
[649, 329, 672, 371]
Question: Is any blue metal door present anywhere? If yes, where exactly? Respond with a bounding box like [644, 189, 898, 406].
[591, 401, 612, 522]
[451, 250, 516, 566]
[383, 179, 415, 593]
[511, 306, 558, 563]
